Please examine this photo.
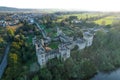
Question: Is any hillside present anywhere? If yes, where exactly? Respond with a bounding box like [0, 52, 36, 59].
[0, 6, 37, 12]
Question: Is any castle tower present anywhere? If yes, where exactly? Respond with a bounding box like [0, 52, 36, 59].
[58, 43, 70, 61]
[83, 32, 94, 47]
[75, 38, 86, 50]
[57, 27, 63, 36]
[35, 42, 46, 67]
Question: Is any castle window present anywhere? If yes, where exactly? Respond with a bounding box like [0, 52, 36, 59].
[38, 44, 40, 47]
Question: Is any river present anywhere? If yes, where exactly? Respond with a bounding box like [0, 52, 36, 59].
[91, 68, 120, 80]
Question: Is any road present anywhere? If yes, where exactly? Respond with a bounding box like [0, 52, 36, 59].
[0, 44, 10, 79]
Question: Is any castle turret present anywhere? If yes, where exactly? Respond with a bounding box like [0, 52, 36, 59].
[75, 38, 86, 50]
[58, 43, 70, 60]
[35, 42, 46, 67]
[83, 32, 94, 47]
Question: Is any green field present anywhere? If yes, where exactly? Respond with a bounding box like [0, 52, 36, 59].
[48, 42, 59, 49]
[94, 16, 120, 25]
[57, 13, 103, 22]
[57, 13, 120, 26]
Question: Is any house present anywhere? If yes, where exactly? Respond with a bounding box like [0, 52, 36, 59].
[0, 20, 6, 27]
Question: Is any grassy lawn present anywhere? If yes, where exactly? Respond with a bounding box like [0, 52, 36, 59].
[51, 33, 57, 37]
[46, 28, 51, 33]
[63, 29, 74, 35]
[94, 16, 119, 25]
[26, 35, 34, 44]
[40, 25, 46, 29]
[48, 42, 59, 49]
[48, 31, 57, 37]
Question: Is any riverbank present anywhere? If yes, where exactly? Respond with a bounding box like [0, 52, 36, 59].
[91, 68, 120, 80]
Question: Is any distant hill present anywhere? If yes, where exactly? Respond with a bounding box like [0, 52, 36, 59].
[0, 6, 38, 13]
[0, 6, 18, 11]
[0, 6, 92, 13]
[0, 6, 69, 13]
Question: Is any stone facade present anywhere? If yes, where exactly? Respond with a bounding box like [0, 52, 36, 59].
[34, 40, 71, 67]
[34, 27, 94, 67]
[75, 38, 86, 50]
[58, 43, 71, 61]
[83, 32, 94, 47]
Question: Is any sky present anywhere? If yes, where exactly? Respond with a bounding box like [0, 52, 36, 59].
[0, 0, 120, 12]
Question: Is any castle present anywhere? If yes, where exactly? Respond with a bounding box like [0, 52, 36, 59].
[33, 27, 94, 67]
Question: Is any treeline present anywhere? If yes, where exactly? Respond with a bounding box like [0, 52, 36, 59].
[87, 14, 111, 21]
[2, 24, 36, 80]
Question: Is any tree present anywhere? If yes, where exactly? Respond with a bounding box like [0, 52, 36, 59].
[11, 42, 20, 50]
[79, 58, 97, 78]
[7, 28, 15, 41]
[69, 16, 78, 20]
[4, 53, 21, 80]
[47, 58, 64, 80]
[39, 68, 52, 80]
[32, 75, 39, 80]
[64, 58, 77, 79]
[0, 37, 5, 47]
[0, 37, 4, 43]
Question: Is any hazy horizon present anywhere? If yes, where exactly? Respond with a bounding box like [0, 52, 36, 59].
[0, 0, 120, 12]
